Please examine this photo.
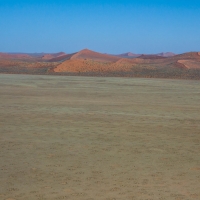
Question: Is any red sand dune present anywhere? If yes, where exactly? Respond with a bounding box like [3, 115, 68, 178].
[48, 53, 75, 62]
[115, 58, 141, 64]
[177, 60, 200, 69]
[70, 49, 120, 62]
[42, 54, 56, 60]
[53, 50, 134, 73]
[0, 52, 67, 62]
[173, 52, 200, 60]
[53, 50, 200, 73]
[41, 52, 66, 61]
[1, 49, 200, 79]
[0, 53, 32, 60]
[53, 59, 108, 73]
[54, 56, 147, 73]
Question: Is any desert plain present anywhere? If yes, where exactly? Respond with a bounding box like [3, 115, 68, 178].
[0, 74, 200, 200]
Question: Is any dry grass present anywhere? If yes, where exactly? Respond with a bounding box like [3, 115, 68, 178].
[0, 74, 200, 200]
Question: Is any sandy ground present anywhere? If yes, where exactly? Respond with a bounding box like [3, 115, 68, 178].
[0, 74, 200, 200]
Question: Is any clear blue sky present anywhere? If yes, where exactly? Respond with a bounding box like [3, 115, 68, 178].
[0, 0, 200, 54]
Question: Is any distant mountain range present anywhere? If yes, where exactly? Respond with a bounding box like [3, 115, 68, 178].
[0, 49, 200, 79]
[115, 52, 176, 58]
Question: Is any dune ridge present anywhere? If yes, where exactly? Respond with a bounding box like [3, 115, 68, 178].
[70, 49, 120, 62]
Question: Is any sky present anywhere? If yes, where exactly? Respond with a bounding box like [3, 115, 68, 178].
[0, 0, 200, 54]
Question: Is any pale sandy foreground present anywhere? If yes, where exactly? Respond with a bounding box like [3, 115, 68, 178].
[0, 74, 200, 200]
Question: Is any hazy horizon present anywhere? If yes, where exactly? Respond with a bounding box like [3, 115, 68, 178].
[0, 0, 200, 54]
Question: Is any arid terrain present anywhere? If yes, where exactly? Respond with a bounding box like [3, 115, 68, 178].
[0, 74, 200, 200]
[0, 49, 200, 79]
